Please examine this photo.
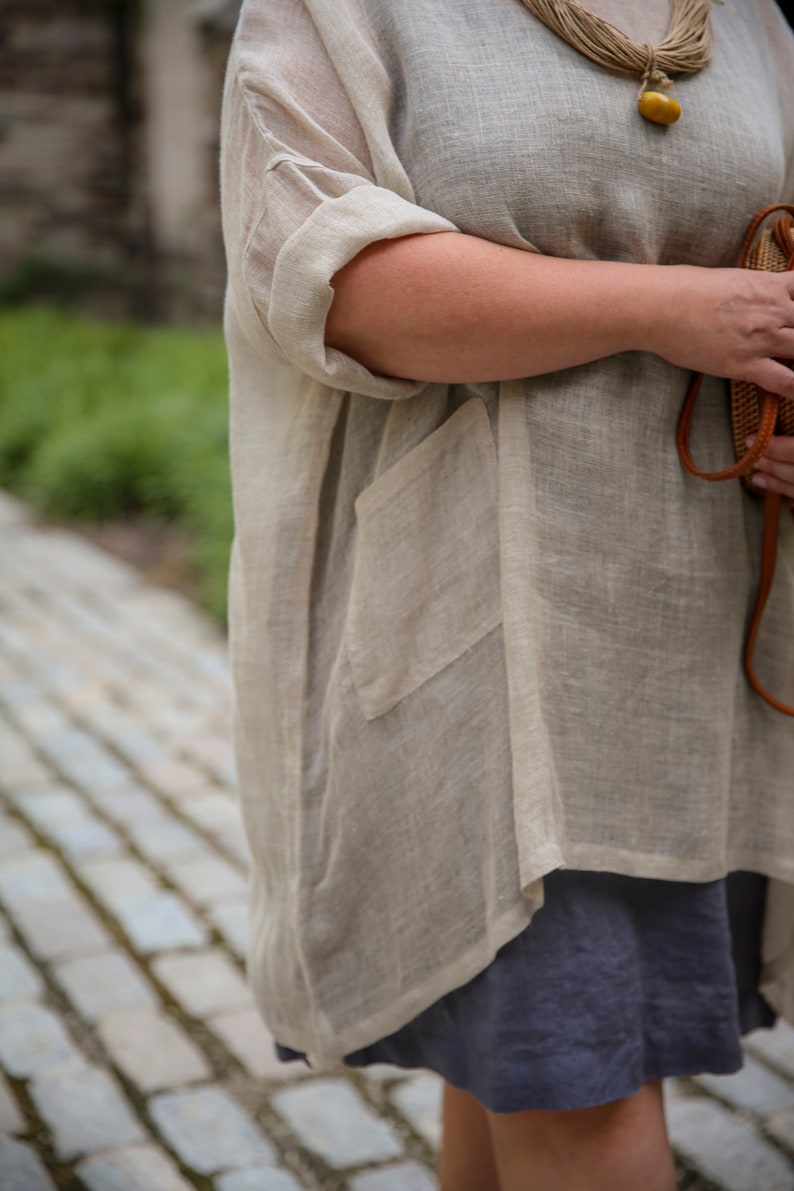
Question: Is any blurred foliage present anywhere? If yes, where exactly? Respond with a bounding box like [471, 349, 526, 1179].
[0, 307, 232, 624]
[0, 258, 134, 312]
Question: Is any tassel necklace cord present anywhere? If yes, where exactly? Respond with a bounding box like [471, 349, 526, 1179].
[517, 0, 723, 120]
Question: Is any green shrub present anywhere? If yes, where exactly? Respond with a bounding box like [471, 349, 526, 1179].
[0, 307, 232, 624]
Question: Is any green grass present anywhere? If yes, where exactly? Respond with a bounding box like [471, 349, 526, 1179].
[0, 307, 233, 624]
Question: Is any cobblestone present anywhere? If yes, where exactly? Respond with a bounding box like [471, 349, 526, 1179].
[390, 1074, 443, 1150]
[166, 852, 248, 906]
[97, 1008, 211, 1091]
[115, 893, 208, 953]
[272, 1079, 403, 1169]
[4, 495, 794, 1190]
[216, 1168, 303, 1191]
[747, 1020, 794, 1080]
[151, 949, 251, 1017]
[0, 851, 73, 907]
[54, 950, 159, 1022]
[30, 1065, 146, 1160]
[76, 855, 161, 911]
[207, 900, 249, 958]
[349, 1162, 438, 1191]
[0, 816, 35, 858]
[149, 1085, 276, 1174]
[126, 815, 204, 864]
[0, 943, 45, 1002]
[0, 1138, 57, 1191]
[11, 894, 113, 960]
[696, 1054, 794, 1117]
[0, 1003, 83, 1077]
[208, 1008, 307, 1080]
[77, 1144, 195, 1191]
[667, 1095, 794, 1190]
[0, 1069, 25, 1134]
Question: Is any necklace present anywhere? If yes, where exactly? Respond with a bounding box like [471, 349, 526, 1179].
[517, 0, 722, 125]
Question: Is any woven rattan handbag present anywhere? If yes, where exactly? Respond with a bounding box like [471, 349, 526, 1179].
[676, 203, 794, 716]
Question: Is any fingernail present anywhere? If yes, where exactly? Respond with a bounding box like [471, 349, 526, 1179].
[752, 473, 767, 489]
[746, 435, 757, 447]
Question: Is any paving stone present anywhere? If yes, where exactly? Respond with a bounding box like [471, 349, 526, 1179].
[16, 787, 88, 827]
[0, 1069, 26, 1134]
[390, 1074, 443, 1150]
[182, 736, 234, 776]
[273, 1079, 403, 1169]
[126, 817, 204, 863]
[180, 793, 242, 836]
[152, 949, 251, 1018]
[30, 1065, 145, 1160]
[0, 682, 40, 711]
[85, 709, 168, 766]
[76, 855, 161, 911]
[0, 850, 73, 908]
[166, 853, 247, 906]
[54, 751, 135, 796]
[54, 950, 159, 1022]
[139, 759, 207, 800]
[0, 1003, 83, 1077]
[0, 732, 51, 789]
[216, 1168, 303, 1191]
[12, 895, 113, 960]
[360, 1065, 410, 1085]
[696, 1053, 794, 1117]
[89, 787, 165, 827]
[98, 1008, 211, 1091]
[208, 901, 249, 958]
[0, 817, 35, 858]
[17, 793, 125, 856]
[767, 1107, 794, 1153]
[0, 943, 45, 1002]
[667, 1095, 794, 1190]
[7, 701, 69, 743]
[149, 1085, 276, 1175]
[747, 1021, 794, 1081]
[116, 894, 207, 953]
[77, 1142, 196, 1191]
[663, 1077, 689, 1104]
[0, 1137, 57, 1190]
[209, 1009, 307, 1080]
[349, 1162, 438, 1191]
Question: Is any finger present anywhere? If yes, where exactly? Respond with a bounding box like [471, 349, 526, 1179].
[749, 359, 794, 401]
[746, 434, 794, 462]
[750, 471, 794, 499]
[753, 458, 794, 488]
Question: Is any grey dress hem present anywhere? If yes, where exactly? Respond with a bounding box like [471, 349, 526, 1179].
[276, 869, 775, 1113]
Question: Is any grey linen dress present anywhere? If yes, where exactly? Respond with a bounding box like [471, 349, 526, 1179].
[219, 0, 794, 1078]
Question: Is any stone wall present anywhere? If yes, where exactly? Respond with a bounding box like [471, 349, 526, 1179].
[0, 0, 237, 320]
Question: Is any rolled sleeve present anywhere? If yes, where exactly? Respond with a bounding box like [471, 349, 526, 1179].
[253, 163, 457, 397]
[220, 3, 459, 400]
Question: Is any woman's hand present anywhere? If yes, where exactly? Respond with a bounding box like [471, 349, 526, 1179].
[644, 267, 794, 401]
[749, 433, 794, 501]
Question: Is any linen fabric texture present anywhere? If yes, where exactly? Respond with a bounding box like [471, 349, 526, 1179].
[220, 0, 794, 1061]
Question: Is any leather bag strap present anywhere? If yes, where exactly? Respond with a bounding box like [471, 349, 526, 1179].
[743, 492, 794, 715]
[675, 203, 794, 716]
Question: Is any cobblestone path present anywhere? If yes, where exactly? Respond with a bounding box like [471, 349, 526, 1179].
[2, 488, 794, 1191]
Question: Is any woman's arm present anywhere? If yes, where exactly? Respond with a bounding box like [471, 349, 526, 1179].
[326, 231, 794, 399]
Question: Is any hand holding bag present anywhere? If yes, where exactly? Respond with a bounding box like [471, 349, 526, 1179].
[676, 203, 794, 716]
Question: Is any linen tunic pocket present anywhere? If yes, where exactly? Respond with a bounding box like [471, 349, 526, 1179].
[347, 397, 501, 719]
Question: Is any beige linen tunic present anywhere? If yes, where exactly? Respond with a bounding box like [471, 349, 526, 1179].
[220, 0, 794, 1060]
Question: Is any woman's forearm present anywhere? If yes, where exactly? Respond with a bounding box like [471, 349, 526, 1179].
[326, 231, 794, 398]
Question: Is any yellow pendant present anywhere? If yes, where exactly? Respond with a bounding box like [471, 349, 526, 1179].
[638, 90, 681, 125]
